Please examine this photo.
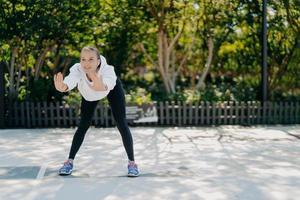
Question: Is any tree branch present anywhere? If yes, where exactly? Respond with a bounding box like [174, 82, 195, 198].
[167, 24, 184, 53]
[138, 42, 158, 68]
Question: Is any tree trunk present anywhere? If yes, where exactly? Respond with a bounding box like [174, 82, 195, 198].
[34, 45, 52, 81]
[62, 57, 72, 76]
[196, 37, 214, 89]
[158, 28, 171, 93]
[8, 47, 18, 101]
[53, 44, 61, 73]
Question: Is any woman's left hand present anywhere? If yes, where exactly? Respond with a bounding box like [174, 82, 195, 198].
[87, 72, 107, 91]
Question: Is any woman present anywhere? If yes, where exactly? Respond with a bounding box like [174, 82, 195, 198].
[54, 46, 139, 177]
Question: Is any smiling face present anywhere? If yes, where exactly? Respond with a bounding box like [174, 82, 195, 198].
[80, 48, 100, 73]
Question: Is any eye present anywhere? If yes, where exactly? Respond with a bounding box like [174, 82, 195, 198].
[81, 58, 86, 61]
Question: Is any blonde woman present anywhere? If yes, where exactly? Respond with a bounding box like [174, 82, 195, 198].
[54, 46, 139, 177]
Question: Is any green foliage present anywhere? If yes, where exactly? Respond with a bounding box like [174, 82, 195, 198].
[62, 90, 81, 116]
[125, 87, 153, 105]
[1, 0, 299, 103]
[29, 78, 57, 101]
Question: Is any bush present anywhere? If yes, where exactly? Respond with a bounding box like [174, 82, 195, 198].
[62, 90, 81, 115]
[125, 87, 153, 105]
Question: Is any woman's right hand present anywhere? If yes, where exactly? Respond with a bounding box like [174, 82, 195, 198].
[54, 72, 68, 92]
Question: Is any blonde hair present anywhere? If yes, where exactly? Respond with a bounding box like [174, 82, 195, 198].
[81, 46, 100, 59]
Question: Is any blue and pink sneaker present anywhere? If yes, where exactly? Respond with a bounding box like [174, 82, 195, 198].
[128, 161, 139, 177]
[58, 160, 73, 175]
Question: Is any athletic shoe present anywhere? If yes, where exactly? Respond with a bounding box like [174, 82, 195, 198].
[128, 161, 139, 177]
[58, 160, 73, 175]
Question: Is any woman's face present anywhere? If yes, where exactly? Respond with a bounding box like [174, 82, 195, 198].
[80, 50, 100, 73]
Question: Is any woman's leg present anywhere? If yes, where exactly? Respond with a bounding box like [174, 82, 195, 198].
[107, 78, 135, 161]
[68, 98, 98, 160]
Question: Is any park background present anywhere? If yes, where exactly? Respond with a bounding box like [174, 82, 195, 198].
[0, 0, 299, 127]
[1, 2, 300, 200]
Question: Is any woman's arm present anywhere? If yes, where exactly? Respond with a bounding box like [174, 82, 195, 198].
[101, 65, 117, 91]
[62, 64, 81, 91]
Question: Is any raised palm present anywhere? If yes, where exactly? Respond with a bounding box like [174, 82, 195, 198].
[54, 72, 67, 92]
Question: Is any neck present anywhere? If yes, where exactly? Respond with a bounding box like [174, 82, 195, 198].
[86, 72, 95, 81]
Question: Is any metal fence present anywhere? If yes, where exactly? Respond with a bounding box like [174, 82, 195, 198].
[4, 101, 300, 128]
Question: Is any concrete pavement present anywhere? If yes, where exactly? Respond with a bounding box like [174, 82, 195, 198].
[0, 125, 299, 200]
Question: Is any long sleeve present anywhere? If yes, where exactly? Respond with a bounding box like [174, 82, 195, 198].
[99, 55, 117, 91]
[102, 65, 117, 91]
[63, 63, 81, 91]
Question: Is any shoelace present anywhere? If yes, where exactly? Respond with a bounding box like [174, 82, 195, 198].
[128, 164, 137, 170]
[63, 161, 72, 167]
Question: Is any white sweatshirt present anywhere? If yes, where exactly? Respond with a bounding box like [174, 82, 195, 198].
[63, 55, 117, 101]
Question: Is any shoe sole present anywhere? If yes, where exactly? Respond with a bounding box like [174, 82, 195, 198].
[58, 170, 73, 176]
[127, 173, 139, 177]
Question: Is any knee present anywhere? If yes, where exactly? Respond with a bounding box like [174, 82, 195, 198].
[77, 122, 91, 133]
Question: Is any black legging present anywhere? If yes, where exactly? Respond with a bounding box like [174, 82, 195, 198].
[68, 78, 135, 161]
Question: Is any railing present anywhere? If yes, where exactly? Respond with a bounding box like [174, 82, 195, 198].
[4, 101, 300, 128]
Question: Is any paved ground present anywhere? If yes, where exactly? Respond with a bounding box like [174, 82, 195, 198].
[0, 125, 299, 200]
